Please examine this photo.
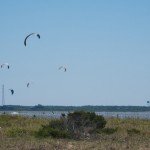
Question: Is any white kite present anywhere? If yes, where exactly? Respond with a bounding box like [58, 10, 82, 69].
[1, 63, 10, 69]
[58, 66, 67, 72]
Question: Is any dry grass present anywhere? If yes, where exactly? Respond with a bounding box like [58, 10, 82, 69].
[0, 115, 149, 150]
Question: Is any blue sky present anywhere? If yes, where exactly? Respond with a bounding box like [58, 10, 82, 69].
[0, 0, 150, 106]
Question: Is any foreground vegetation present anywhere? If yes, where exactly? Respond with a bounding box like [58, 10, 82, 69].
[37, 111, 106, 139]
[0, 114, 149, 150]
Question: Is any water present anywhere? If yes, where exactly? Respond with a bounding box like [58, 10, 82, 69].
[0, 111, 150, 119]
[96, 111, 150, 119]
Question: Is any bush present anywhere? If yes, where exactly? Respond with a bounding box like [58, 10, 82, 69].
[36, 119, 69, 138]
[67, 111, 106, 138]
[37, 127, 69, 138]
[36, 111, 106, 139]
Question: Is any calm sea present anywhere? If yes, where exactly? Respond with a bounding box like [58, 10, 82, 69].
[0, 111, 150, 119]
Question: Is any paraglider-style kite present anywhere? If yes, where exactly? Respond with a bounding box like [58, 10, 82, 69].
[1, 63, 10, 69]
[26, 81, 34, 88]
[24, 33, 40, 46]
[9, 89, 14, 95]
[58, 66, 67, 72]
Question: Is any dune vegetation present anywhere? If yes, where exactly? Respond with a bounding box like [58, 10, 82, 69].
[0, 114, 149, 150]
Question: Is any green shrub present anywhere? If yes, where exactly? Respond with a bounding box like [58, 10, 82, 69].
[37, 127, 69, 138]
[67, 111, 106, 133]
[48, 119, 66, 130]
[127, 128, 140, 135]
[36, 111, 106, 139]
[36, 119, 69, 138]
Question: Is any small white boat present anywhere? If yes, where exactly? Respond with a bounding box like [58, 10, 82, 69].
[11, 112, 19, 115]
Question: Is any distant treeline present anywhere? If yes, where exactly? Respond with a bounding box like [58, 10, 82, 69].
[0, 104, 150, 112]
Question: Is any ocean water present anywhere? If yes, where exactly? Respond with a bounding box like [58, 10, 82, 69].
[0, 111, 150, 119]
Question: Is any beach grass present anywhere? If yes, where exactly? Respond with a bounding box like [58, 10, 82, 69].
[0, 115, 149, 150]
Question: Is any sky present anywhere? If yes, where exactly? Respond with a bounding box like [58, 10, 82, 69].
[0, 0, 150, 106]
